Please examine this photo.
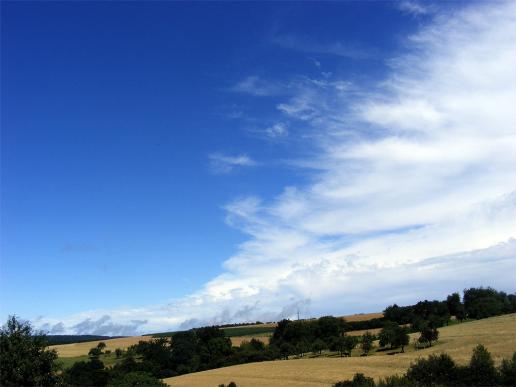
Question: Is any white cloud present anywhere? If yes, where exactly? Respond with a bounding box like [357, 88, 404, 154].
[272, 34, 373, 60]
[209, 153, 257, 174]
[36, 1, 516, 335]
[398, 0, 435, 16]
[265, 122, 288, 138]
[231, 76, 284, 97]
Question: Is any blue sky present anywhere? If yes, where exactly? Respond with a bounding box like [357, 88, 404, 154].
[2, 1, 516, 335]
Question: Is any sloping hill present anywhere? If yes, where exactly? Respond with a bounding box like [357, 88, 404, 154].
[50, 336, 153, 357]
[164, 313, 516, 387]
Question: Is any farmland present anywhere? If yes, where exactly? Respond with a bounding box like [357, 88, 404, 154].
[164, 313, 516, 387]
[51, 312, 384, 359]
[50, 335, 154, 358]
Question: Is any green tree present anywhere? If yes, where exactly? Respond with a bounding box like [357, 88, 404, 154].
[114, 348, 123, 358]
[418, 325, 438, 347]
[88, 346, 103, 359]
[0, 315, 60, 387]
[406, 353, 459, 386]
[467, 344, 498, 386]
[97, 341, 107, 352]
[361, 332, 374, 355]
[63, 358, 108, 386]
[499, 352, 516, 386]
[311, 338, 326, 355]
[379, 321, 397, 348]
[446, 293, 463, 317]
[108, 371, 167, 387]
[392, 326, 409, 353]
[334, 373, 375, 387]
[279, 342, 294, 360]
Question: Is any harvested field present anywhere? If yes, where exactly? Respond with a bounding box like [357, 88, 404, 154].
[164, 313, 516, 387]
[230, 335, 271, 347]
[50, 335, 152, 357]
[340, 312, 383, 322]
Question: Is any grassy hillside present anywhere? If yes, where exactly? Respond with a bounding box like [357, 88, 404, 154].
[164, 313, 516, 387]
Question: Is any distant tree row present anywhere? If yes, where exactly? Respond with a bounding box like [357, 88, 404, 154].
[384, 287, 516, 330]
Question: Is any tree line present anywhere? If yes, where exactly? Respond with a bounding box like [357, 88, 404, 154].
[1, 286, 514, 386]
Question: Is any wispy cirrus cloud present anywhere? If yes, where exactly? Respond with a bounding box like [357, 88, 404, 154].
[272, 34, 374, 60]
[209, 153, 257, 174]
[231, 76, 285, 97]
[398, 0, 435, 16]
[35, 1, 516, 335]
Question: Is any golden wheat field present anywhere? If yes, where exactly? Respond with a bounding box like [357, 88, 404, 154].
[50, 336, 154, 357]
[52, 335, 271, 357]
[164, 313, 516, 387]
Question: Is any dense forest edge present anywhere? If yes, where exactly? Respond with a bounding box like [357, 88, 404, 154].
[1, 286, 515, 386]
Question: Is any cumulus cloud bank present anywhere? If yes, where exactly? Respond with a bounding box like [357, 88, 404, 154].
[38, 1, 516, 335]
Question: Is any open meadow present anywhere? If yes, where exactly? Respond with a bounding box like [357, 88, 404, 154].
[164, 313, 516, 387]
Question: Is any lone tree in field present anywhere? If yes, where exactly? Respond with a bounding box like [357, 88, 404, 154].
[393, 326, 410, 352]
[419, 325, 439, 347]
[96, 341, 106, 352]
[88, 346, 103, 359]
[361, 331, 374, 355]
[0, 315, 60, 386]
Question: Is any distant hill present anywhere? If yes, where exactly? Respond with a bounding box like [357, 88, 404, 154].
[45, 335, 124, 345]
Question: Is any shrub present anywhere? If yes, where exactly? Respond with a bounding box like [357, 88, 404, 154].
[108, 371, 167, 386]
[406, 353, 458, 386]
[334, 373, 375, 387]
[499, 352, 516, 386]
[467, 344, 498, 386]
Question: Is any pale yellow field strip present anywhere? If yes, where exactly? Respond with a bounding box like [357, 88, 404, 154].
[50, 335, 153, 357]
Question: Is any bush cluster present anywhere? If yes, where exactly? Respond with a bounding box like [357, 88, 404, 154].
[334, 345, 516, 387]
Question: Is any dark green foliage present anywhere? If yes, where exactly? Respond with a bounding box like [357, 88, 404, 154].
[45, 335, 119, 345]
[379, 321, 398, 348]
[107, 371, 167, 387]
[64, 358, 109, 386]
[418, 325, 439, 347]
[447, 293, 463, 318]
[331, 335, 357, 357]
[361, 331, 374, 355]
[376, 375, 414, 387]
[346, 317, 385, 332]
[311, 338, 326, 355]
[89, 346, 103, 359]
[114, 348, 123, 358]
[499, 352, 516, 386]
[406, 353, 459, 386]
[334, 373, 375, 387]
[467, 344, 499, 386]
[0, 315, 60, 387]
[463, 287, 515, 319]
[270, 316, 345, 352]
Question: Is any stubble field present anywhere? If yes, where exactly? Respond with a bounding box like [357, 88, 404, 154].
[164, 313, 516, 387]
